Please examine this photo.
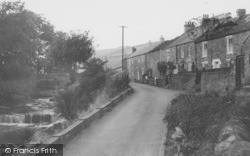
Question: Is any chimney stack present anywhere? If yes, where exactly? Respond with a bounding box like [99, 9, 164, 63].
[237, 9, 246, 18]
[160, 36, 164, 43]
[184, 22, 195, 33]
[132, 47, 136, 53]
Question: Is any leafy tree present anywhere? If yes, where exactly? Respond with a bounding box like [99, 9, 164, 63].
[49, 31, 94, 74]
[78, 58, 106, 93]
[0, 1, 54, 80]
[56, 58, 106, 120]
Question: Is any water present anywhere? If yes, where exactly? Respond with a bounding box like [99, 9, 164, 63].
[0, 98, 60, 125]
[0, 113, 58, 125]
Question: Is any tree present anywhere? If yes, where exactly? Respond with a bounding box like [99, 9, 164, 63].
[49, 31, 94, 73]
[0, 1, 54, 80]
[56, 58, 106, 120]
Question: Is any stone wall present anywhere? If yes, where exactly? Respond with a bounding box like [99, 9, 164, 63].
[201, 69, 235, 92]
[41, 87, 133, 146]
[169, 72, 196, 90]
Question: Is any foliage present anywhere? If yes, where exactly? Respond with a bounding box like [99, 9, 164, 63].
[0, 62, 32, 81]
[163, 91, 236, 141]
[56, 88, 79, 120]
[36, 79, 59, 90]
[56, 59, 130, 120]
[49, 31, 94, 72]
[0, 127, 35, 144]
[56, 58, 106, 120]
[157, 61, 176, 77]
[166, 61, 176, 75]
[105, 70, 130, 98]
[157, 61, 167, 76]
[0, 1, 54, 79]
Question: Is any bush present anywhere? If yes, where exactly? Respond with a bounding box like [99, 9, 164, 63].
[0, 62, 32, 81]
[105, 70, 130, 98]
[163, 91, 236, 141]
[56, 58, 106, 120]
[36, 79, 59, 90]
[56, 88, 79, 120]
[0, 127, 35, 144]
[0, 77, 36, 107]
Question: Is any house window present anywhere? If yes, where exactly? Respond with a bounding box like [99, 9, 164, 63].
[187, 45, 191, 58]
[181, 51, 184, 59]
[226, 36, 233, 53]
[202, 42, 208, 58]
[166, 49, 170, 61]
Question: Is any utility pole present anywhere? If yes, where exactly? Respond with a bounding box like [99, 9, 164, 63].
[120, 25, 127, 70]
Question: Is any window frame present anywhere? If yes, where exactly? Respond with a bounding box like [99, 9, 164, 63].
[181, 50, 184, 59]
[226, 35, 233, 54]
[202, 42, 208, 58]
[187, 45, 191, 58]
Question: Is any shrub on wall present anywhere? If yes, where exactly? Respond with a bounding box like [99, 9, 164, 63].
[56, 58, 106, 120]
[105, 70, 130, 98]
[157, 61, 167, 77]
[163, 91, 236, 141]
[56, 59, 130, 120]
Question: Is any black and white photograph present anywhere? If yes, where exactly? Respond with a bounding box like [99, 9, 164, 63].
[0, 0, 250, 155]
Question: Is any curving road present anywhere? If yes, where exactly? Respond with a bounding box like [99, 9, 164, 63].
[64, 83, 179, 156]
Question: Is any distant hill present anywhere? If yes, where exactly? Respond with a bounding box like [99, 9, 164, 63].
[95, 46, 133, 69]
[95, 42, 160, 69]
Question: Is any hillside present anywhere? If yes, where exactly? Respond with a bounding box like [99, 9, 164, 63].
[95, 42, 160, 69]
[95, 46, 133, 69]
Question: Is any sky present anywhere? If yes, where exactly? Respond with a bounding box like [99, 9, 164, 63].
[10, 0, 250, 50]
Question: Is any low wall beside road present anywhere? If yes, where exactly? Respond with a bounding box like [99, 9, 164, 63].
[44, 87, 133, 145]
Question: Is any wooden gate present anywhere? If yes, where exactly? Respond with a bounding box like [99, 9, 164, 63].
[235, 54, 245, 89]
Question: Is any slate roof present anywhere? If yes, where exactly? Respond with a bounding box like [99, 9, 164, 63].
[163, 27, 204, 49]
[149, 39, 176, 53]
[127, 41, 161, 58]
[195, 14, 250, 43]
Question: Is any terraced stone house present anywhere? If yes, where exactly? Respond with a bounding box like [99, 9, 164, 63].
[195, 9, 250, 85]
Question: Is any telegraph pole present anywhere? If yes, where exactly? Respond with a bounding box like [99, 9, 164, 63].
[120, 25, 127, 70]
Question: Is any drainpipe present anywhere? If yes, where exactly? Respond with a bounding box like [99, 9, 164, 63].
[195, 43, 197, 69]
[145, 54, 148, 73]
[176, 45, 178, 72]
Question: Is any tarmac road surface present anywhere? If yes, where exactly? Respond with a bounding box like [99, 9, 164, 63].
[64, 83, 179, 156]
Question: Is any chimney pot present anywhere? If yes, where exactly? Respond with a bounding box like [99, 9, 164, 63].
[160, 36, 164, 42]
[237, 9, 246, 18]
[132, 47, 136, 53]
[184, 21, 195, 33]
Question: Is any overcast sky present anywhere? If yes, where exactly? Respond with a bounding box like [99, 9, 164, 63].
[13, 0, 250, 50]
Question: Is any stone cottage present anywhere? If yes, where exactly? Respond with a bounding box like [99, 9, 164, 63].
[146, 38, 175, 77]
[161, 22, 204, 73]
[126, 41, 161, 81]
[195, 9, 250, 85]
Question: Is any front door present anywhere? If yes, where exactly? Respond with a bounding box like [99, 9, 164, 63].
[235, 54, 244, 89]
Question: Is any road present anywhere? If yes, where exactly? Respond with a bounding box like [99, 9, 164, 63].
[64, 83, 179, 156]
